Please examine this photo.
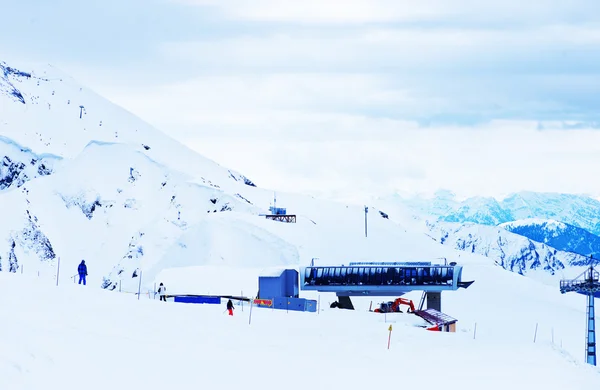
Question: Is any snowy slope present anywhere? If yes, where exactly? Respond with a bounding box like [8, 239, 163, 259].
[0, 60, 255, 191]
[2, 262, 600, 390]
[424, 221, 590, 286]
[501, 219, 600, 259]
[0, 136, 59, 190]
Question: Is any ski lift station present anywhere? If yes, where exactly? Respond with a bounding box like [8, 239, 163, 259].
[252, 260, 472, 331]
[167, 260, 474, 326]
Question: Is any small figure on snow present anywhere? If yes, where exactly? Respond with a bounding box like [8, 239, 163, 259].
[78, 260, 87, 285]
[158, 282, 167, 302]
[227, 299, 235, 316]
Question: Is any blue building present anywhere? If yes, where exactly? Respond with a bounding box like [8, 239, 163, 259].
[255, 269, 316, 313]
[269, 206, 287, 215]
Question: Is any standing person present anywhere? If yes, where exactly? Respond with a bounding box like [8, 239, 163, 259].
[77, 260, 87, 285]
[227, 299, 234, 316]
[158, 282, 167, 302]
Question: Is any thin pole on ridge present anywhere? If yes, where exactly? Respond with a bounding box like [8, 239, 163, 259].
[137, 270, 143, 301]
[56, 257, 60, 287]
[364, 206, 368, 238]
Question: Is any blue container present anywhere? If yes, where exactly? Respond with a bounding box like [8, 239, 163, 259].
[259, 276, 285, 299]
[258, 269, 299, 299]
[272, 297, 314, 312]
[174, 296, 221, 304]
[283, 269, 299, 297]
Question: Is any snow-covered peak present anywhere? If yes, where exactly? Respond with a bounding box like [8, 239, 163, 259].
[500, 218, 600, 259]
[500, 218, 566, 232]
[425, 220, 590, 286]
[394, 189, 600, 237]
[0, 59, 255, 192]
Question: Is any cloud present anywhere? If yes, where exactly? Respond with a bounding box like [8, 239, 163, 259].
[155, 25, 600, 123]
[100, 73, 600, 200]
[160, 25, 600, 73]
[12, 0, 597, 201]
[173, 0, 599, 25]
[180, 124, 600, 201]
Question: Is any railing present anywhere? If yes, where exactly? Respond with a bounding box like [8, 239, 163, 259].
[560, 279, 600, 293]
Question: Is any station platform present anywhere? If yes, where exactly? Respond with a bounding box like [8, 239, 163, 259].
[300, 263, 473, 297]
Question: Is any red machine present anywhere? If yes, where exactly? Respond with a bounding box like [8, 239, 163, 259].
[373, 297, 415, 313]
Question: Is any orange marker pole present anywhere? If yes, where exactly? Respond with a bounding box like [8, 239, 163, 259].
[387, 325, 392, 349]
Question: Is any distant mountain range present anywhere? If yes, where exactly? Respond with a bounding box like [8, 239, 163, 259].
[426, 221, 590, 274]
[392, 189, 600, 245]
[500, 219, 600, 260]
[375, 190, 600, 280]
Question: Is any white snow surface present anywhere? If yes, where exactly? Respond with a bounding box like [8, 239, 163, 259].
[2, 269, 600, 390]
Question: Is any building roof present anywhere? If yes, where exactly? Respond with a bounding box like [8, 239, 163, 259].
[415, 308, 457, 326]
[258, 267, 298, 277]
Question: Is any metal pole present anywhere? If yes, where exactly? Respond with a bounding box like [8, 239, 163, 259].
[55, 257, 60, 287]
[587, 293, 596, 365]
[137, 270, 142, 301]
[473, 322, 477, 339]
[249, 298, 254, 325]
[364, 206, 368, 237]
[533, 323, 538, 343]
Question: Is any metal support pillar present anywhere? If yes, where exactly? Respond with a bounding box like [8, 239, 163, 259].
[418, 291, 427, 310]
[364, 206, 368, 238]
[587, 294, 596, 366]
[427, 291, 441, 312]
[336, 296, 355, 310]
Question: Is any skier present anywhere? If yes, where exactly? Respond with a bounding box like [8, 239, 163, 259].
[77, 260, 87, 285]
[158, 282, 167, 302]
[227, 299, 235, 316]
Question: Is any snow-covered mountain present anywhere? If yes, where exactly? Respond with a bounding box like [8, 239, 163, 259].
[500, 219, 600, 260]
[4, 59, 600, 384]
[0, 59, 485, 293]
[424, 221, 590, 285]
[0, 60, 272, 288]
[395, 190, 600, 237]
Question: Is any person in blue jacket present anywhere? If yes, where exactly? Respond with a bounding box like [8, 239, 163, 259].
[78, 260, 88, 285]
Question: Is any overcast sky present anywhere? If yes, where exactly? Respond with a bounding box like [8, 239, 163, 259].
[2, 0, 600, 201]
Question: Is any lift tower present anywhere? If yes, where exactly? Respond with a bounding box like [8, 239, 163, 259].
[560, 261, 600, 366]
